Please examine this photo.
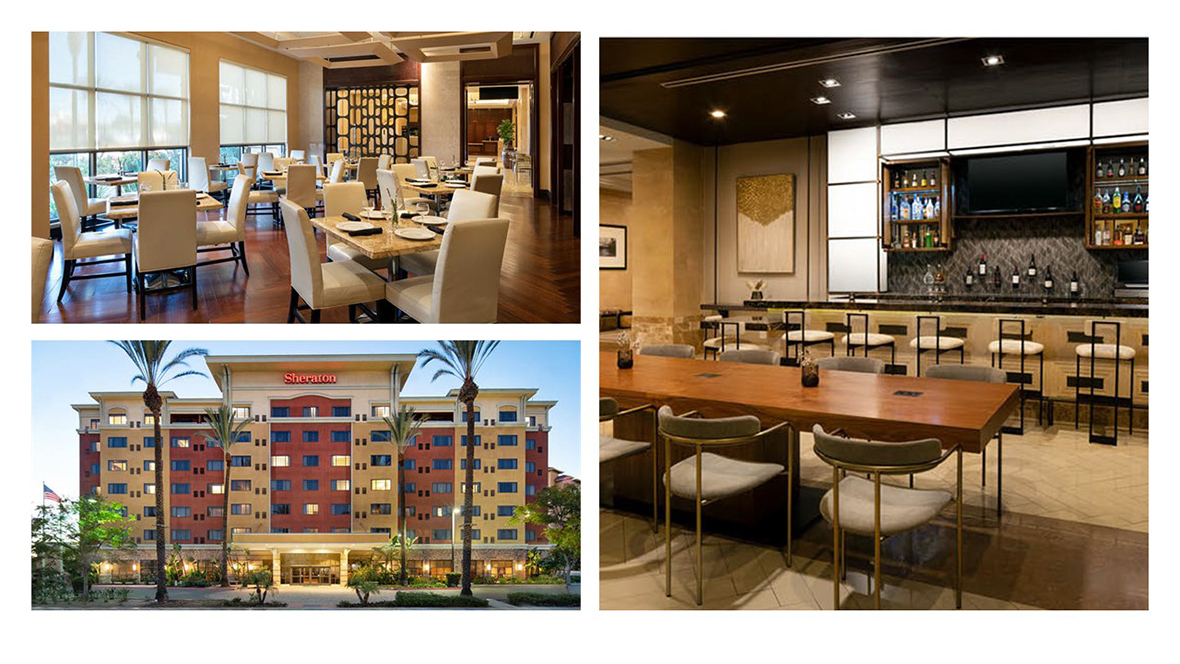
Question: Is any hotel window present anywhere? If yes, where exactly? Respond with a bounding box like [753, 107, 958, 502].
[143, 436, 157, 447]
[143, 530, 156, 540]
[331, 479, 350, 491]
[232, 407, 250, 420]
[401, 505, 416, 517]
[171, 506, 191, 518]
[271, 479, 291, 491]
[497, 529, 518, 541]
[90, 441, 100, 452]
[302, 479, 319, 491]
[331, 406, 351, 418]
[107, 460, 128, 472]
[526, 439, 536, 451]
[371, 405, 391, 418]
[498, 410, 518, 422]
[497, 458, 518, 470]
[527, 416, 538, 427]
[229, 503, 251, 515]
[302, 528, 319, 534]
[434, 505, 452, 517]
[272, 527, 290, 534]
[271, 406, 289, 418]
[231, 527, 250, 534]
[461, 410, 481, 422]
[526, 461, 536, 473]
[370, 503, 392, 515]
[209, 483, 224, 494]
[89, 418, 100, 429]
[459, 505, 481, 517]
[371, 479, 392, 491]
[107, 413, 127, 425]
[231, 455, 251, 467]
[330, 430, 350, 443]
[461, 435, 482, 446]
[525, 529, 537, 542]
[469, 529, 481, 540]
[272, 503, 290, 515]
[206, 459, 224, 472]
[144, 483, 156, 494]
[331, 455, 350, 467]
[497, 482, 518, 494]
[230, 479, 252, 491]
[272, 455, 290, 467]
[207, 506, 224, 517]
[234, 431, 251, 444]
[432, 482, 453, 494]
[107, 483, 127, 494]
[219, 60, 286, 153]
[331, 503, 351, 515]
[401, 458, 417, 470]
[460, 459, 480, 470]
[144, 506, 157, 517]
[371, 455, 392, 467]
[403, 482, 416, 493]
[433, 435, 453, 447]
[170, 460, 190, 471]
[171, 483, 190, 494]
[303, 503, 319, 515]
[171, 437, 190, 448]
[497, 505, 515, 517]
[107, 436, 127, 448]
[498, 435, 518, 446]
[302, 406, 318, 418]
[207, 529, 224, 541]
[302, 455, 319, 467]
[271, 430, 290, 443]
[303, 431, 319, 443]
[460, 482, 482, 493]
[433, 459, 453, 471]
[433, 529, 452, 541]
[171, 529, 191, 541]
[143, 414, 156, 425]
[371, 430, 392, 443]
[526, 484, 537, 496]
[90, 463, 99, 474]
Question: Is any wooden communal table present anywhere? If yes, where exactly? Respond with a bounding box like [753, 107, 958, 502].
[105, 192, 224, 223]
[599, 351, 1019, 543]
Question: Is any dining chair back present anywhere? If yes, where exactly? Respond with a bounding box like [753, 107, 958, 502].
[475, 157, 497, 167]
[137, 189, 197, 273]
[274, 157, 294, 173]
[925, 364, 1006, 383]
[238, 152, 258, 179]
[638, 344, 695, 358]
[376, 169, 398, 211]
[719, 349, 782, 365]
[328, 159, 346, 184]
[50, 181, 133, 301]
[326, 152, 344, 166]
[308, 153, 325, 177]
[815, 356, 885, 374]
[431, 217, 510, 322]
[423, 156, 440, 179]
[50, 181, 83, 255]
[411, 158, 430, 179]
[377, 154, 392, 170]
[146, 158, 170, 171]
[289, 149, 305, 162]
[226, 175, 254, 236]
[281, 198, 325, 308]
[53, 166, 103, 219]
[323, 182, 367, 218]
[137, 170, 179, 193]
[469, 173, 503, 215]
[284, 165, 318, 209]
[257, 152, 276, 173]
[357, 157, 380, 192]
[188, 157, 211, 192]
[446, 189, 498, 221]
[32, 237, 53, 323]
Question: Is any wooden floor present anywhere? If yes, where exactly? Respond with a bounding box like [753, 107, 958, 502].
[38, 189, 580, 324]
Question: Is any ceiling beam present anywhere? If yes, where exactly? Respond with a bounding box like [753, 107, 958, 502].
[391, 31, 513, 63]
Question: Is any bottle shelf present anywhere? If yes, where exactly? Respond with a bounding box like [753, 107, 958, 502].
[1086, 244, 1149, 250]
[889, 186, 941, 193]
[888, 219, 941, 224]
[1093, 212, 1148, 219]
[884, 246, 950, 252]
[1094, 177, 1148, 186]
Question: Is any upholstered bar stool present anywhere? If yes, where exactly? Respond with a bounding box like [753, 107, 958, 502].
[600, 398, 659, 531]
[842, 312, 896, 367]
[702, 316, 769, 360]
[639, 344, 695, 359]
[926, 364, 1006, 515]
[910, 315, 965, 376]
[783, 310, 836, 365]
[1075, 321, 1136, 446]
[988, 318, 1047, 432]
[658, 406, 791, 605]
[813, 425, 962, 610]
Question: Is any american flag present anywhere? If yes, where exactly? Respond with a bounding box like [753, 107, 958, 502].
[43, 484, 63, 503]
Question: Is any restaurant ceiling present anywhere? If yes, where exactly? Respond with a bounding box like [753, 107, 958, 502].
[233, 31, 545, 69]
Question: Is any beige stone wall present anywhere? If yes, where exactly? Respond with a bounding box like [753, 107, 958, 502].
[421, 61, 461, 164]
[599, 188, 633, 311]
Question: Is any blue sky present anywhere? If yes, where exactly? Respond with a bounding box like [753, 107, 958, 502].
[31, 340, 580, 506]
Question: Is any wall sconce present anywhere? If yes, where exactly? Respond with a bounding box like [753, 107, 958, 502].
[132, 564, 137, 571]
[516, 563, 523, 571]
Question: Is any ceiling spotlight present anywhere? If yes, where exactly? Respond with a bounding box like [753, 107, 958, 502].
[982, 54, 1004, 67]
[818, 78, 841, 88]
[837, 112, 856, 120]
[810, 96, 831, 105]
[709, 109, 727, 119]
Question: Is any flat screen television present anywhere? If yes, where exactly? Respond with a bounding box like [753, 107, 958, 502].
[963, 151, 1071, 214]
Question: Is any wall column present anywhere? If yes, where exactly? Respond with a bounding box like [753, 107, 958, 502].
[270, 549, 281, 583]
[339, 549, 350, 586]
[630, 141, 706, 347]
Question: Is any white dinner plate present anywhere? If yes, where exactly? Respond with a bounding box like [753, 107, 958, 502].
[412, 215, 448, 226]
[337, 221, 374, 232]
[394, 227, 435, 241]
[359, 210, 386, 220]
[444, 182, 466, 188]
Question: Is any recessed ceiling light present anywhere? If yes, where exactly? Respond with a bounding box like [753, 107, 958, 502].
[818, 78, 841, 88]
[709, 109, 727, 119]
[982, 54, 1004, 67]
[811, 96, 831, 105]
[837, 112, 856, 120]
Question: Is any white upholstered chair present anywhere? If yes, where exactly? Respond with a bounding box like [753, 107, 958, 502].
[53, 166, 106, 228]
[473, 164, 501, 177]
[31, 237, 53, 322]
[322, 182, 391, 274]
[49, 181, 133, 302]
[289, 149, 306, 162]
[238, 152, 258, 180]
[392, 163, 431, 211]
[257, 152, 276, 174]
[327, 159, 346, 184]
[377, 154, 392, 170]
[376, 169, 399, 212]
[135, 189, 198, 320]
[411, 158, 430, 179]
[356, 157, 380, 204]
[326, 152, 344, 167]
[274, 157, 294, 174]
[146, 157, 170, 172]
[189, 157, 228, 197]
[422, 156, 439, 179]
[469, 173, 503, 215]
[137, 170, 178, 193]
[474, 157, 497, 167]
[398, 189, 497, 277]
[196, 174, 253, 277]
[283, 164, 322, 213]
[383, 216, 510, 323]
[279, 198, 386, 323]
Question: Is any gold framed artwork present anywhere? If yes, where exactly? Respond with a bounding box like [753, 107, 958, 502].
[736, 173, 795, 273]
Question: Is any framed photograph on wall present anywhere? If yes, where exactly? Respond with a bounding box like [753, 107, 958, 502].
[599, 224, 627, 270]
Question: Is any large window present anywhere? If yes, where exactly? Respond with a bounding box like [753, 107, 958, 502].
[48, 32, 190, 216]
[219, 60, 286, 148]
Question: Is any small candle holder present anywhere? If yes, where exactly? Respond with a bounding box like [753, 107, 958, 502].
[800, 352, 820, 387]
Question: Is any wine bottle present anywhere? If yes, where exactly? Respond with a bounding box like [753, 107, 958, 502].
[1105, 161, 1114, 178]
[1139, 157, 1147, 177]
[1011, 265, 1020, 289]
[1117, 158, 1126, 178]
[978, 253, 987, 276]
[993, 268, 1001, 289]
[1043, 266, 1054, 291]
[930, 168, 937, 187]
[1096, 159, 1104, 179]
[1027, 254, 1037, 278]
[924, 197, 934, 220]
[965, 267, 974, 288]
[920, 170, 928, 187]
[1069, 271, 1080, 296]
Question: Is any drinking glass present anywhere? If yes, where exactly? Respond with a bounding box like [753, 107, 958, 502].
[415, 202, 430, 220]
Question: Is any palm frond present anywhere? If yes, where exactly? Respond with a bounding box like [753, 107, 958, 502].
[201, 405, 252, 450]
[382, 406, 425, 453]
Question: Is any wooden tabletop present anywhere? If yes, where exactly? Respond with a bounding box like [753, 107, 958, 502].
[600, 351, 1019, 453]
[403, 182, 467, 196]
[105, 193, 224, 221]
[86, 175, 136, 187]
[311, 215, 443, 260]
[209, 164, 238, 172]
[259, 170, 326, 183]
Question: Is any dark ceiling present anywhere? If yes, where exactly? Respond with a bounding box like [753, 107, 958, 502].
[601, 38, 1149, 145]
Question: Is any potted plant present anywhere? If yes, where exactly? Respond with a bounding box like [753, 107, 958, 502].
[497, 118, 516, 164]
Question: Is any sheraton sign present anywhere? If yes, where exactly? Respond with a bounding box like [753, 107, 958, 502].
[283, 373, 338, 385]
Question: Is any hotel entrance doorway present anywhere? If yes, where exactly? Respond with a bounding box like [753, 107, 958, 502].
[290, 566, 335, 585]
[281, 553, 340, 585]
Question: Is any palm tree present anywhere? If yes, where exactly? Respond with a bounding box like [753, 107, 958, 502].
[110, 341, 208, 602]
[418, 341, 499, 596]
[201, 405, 251, 587]
[382, 405, 423, 585]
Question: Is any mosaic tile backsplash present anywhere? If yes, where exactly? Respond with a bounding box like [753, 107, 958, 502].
[886, 216, 1147, 298]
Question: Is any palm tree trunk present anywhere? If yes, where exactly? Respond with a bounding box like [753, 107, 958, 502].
[149, 392, 168, 602]
[460, 398, 476, 596]
[220, 449, 231, 587]
[398, 448, 407, 586]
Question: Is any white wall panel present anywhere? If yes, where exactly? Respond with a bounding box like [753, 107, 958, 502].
[827, 127, 878, 184]
[828, 238, 880, 293]
[880, 119, 945, 155]
[947, 104, 1089, 149]
[1093, 98, 1148, 137]
[827, 182, 878, 238]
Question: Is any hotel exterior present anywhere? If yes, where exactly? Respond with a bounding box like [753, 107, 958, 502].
[73, 354, 557, 585]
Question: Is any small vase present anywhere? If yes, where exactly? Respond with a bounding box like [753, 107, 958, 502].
[751, 290, 764, 301]
[801, 357, 820, 387]
[617, 348, 634, 369]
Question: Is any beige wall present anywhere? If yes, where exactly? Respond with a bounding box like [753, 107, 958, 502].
[32, 33, 49, 238]
[599, 188, 632, 310]
[298, 61, 324, 155]
[421, 62, 461, 164]
[537, 39, 552, 195]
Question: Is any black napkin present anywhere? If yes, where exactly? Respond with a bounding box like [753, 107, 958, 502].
[399, 212, 417, 219]
[425, 224, 445, 235]
[417, 183, 437, 188]
[109, 199, 136, 207]
[342, 212, 361, 221]
[346, 227, 382, 237]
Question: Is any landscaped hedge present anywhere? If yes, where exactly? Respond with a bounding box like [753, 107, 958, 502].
[395, 591, 488, 608]
[506, 592, 581, 607]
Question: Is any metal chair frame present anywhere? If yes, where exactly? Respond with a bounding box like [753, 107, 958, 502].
[914, 314, 965, 376]
[1075, 320, 1134, 446]
[599, 403, 659, 533]
[844, 312, 896, 366]
[783, 310, 836, 366]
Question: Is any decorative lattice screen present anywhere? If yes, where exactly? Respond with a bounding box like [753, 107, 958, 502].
[324, 85, 420, 161]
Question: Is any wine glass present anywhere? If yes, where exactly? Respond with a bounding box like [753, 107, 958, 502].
[415, 201, 430, 221]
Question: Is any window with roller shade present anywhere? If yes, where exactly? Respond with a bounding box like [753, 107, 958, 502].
[218, 60, 287, 155]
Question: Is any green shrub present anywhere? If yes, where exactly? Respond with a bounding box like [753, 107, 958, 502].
[506, 592, 580, 607]
[445, 572, 461, 587]
[394, 591, 488, 608]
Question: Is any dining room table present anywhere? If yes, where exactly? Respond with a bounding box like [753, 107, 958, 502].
[104, 191, 224, 224]
[86, 174, 137, 196]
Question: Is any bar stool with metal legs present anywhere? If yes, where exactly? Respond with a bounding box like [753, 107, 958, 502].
[812, 424, 963, 610]
[599, 398, 659, 531]
[783, 310, 836, 366]
[988, 318, 1047, 434]
[841, 312, 896, 368]
[925, 364, 1006, 516]
[702, 316, 769, 360]
[910, 315, 965, 376]
[1075, 321, 1135, 446]
[658, 406, 791, 606]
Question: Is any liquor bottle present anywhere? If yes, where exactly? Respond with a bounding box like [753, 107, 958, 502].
[1096, 159, 1104, 179]
[1132, 188, 1142, 214]
[920, 170, 928, 187]
[1117, 158, 1126, 178]
[899, 196, 910, 220]
[1112, 188, 1122, 211]
[1139, 156, 1147, 176]
[912, 195, 922, 220]
[1027, 254, 1037, 279]
[1102, 190, 1112, 214]
[1011, 265, 1020, 289]
[930, 168, 937, 187]
[923, 264, 934, 292]
[1094, 220, 1104, 246]
[1104, 222, 1112, 245]
[1121, 191, 1131, 214]
[890, 196, 898, 221]
[1093, 191, 1102, 213]
[933, 197, 940, 219]
[964, 266, 974, 289]
[1105, 161, 1114, 178]
[924, 197, 935, 220]
[932, 227, 940, 246]
[993, 268, 1001, 289]
[910, 171, 918, 188]
[978, 253, 987, 276]
[1069, 271, 1080, 297]
[1043, 265, 1054, 291]
[892, 171, 901, 189]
